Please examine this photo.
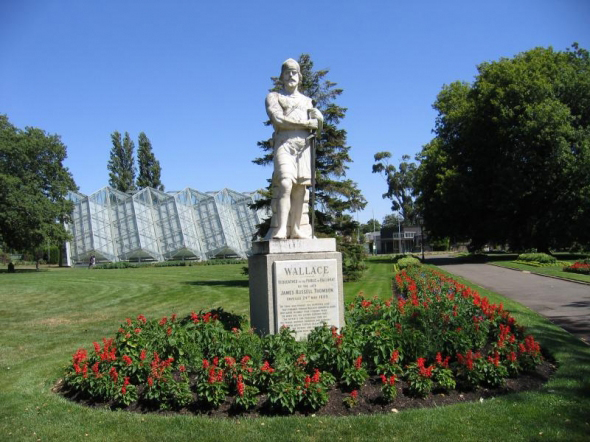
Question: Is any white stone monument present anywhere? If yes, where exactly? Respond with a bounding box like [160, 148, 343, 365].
[249, 59, 344, 340]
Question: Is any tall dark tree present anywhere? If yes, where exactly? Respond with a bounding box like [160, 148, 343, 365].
[252, 54, 366, 238]
[136, 132, 164, 191]
[0, 115, 77, 253]
[108, 131, 136, 192]
[416, 44, 590, 251]
[373, 153, 419, 225]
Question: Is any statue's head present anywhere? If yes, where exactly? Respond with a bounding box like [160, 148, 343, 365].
[280, 58, 301, 88]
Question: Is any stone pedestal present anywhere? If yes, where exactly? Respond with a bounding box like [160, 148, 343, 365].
[248, 238, 344, 340]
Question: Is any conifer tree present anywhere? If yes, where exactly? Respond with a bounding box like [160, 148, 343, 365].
[136, 132, 164, 191]
[107, 131, 136, 192]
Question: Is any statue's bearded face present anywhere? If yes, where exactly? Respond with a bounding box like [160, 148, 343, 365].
[282, 67, 300, 89]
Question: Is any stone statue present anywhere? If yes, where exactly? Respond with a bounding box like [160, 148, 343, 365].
[264, 58, 323, 240]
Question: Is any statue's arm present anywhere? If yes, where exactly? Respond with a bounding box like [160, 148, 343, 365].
[266, 93, 318, 130]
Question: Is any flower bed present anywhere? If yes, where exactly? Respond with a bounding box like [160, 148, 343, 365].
[61, 267, 547, 415]
[563, 260, 590, 275]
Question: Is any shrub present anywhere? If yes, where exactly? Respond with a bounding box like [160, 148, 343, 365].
[517, 253, 556, 264]
[397, 256, 421, 269]
[563, 261, 590, 275]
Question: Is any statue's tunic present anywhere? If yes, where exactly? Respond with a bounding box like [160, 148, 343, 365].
[266, 91, 314, 185]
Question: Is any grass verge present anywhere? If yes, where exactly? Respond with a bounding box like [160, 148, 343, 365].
[491, 261, 590, 284]
[0, 260, 589, 441]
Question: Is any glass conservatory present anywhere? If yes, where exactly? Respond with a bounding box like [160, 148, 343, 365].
[65, 186, 265, 263]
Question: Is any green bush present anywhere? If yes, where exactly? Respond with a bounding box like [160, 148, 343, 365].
[397, 256, 421, 269]
[517, 253, 556, 264]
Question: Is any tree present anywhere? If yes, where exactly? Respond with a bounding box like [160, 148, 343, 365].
[382, 214, 402, 229]
[137, 132, 164, 191]
[360, 218, 381, 234]
[416, 44, 590, 251]
[0, 115, 77, 254]
[252, 54, 366, 238]
[108, 131, 136, 192]
[373, 153, 419, 225]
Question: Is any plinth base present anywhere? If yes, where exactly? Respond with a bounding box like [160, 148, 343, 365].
[248, 239, 344, 340]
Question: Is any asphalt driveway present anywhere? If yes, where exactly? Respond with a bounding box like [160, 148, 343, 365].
[428, 258, 590, 345]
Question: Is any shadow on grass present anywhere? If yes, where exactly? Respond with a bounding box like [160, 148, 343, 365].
[365, 258, 395, 264]
[183, 280, 249, 288]
[425, 254, 520, 266]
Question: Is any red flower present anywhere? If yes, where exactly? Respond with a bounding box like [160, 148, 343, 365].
[147, 376, 153, 387]
[351, 390, 358, 399]
[159, 317, 167, 326]
[122, 355, 133, 366]
[134, 328, 141, 334]
[260, 361, 275, 373]
[121, 377, 130, 395]
[311, 369, 321, 383]
[109, 367, 118, 383]
[140, 349, 147, 361]
[354, 356, 363, 370]
[125, 318, 132, 326]
[137, 314, 147, 324]
[296, 354, 307, 367]
[487, 351, 500, 367]
[166, 327, 172, 336]
[390, 350, 399, 364]
[179, 364, 186, 373]
[202, 359, 210, 369]
[72, 348, 88, 374]
[237, 374, 245, 397]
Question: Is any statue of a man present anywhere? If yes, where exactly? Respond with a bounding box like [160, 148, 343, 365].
[264, 58, 323, 239]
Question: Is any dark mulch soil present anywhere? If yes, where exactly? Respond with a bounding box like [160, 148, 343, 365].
[55, 359, 556, 419]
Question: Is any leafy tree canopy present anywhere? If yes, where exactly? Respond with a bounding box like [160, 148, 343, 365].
[416, 44, 590, 251]
[382, 214, 403, 229]
[0, 115, 77, 253]
[373, 153, 419, 225]
[360, 218, 381, 234]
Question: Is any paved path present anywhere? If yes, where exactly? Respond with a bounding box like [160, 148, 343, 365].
[428, 258, 590, 345]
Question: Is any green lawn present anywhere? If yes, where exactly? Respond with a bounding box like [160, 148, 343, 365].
[0, 260, 589, 441]
[491, 261, 590, 284]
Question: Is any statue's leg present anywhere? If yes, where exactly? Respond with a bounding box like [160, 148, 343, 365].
[289, 184, 307, 239]
[273, 178, 293, 239]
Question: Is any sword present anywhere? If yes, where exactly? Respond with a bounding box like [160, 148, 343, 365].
[308, 103, 322, 238]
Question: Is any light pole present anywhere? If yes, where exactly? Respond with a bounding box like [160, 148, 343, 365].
[397, 214, 403, 255]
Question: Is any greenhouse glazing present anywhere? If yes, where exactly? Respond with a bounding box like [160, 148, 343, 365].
[66, 186, 264, 263]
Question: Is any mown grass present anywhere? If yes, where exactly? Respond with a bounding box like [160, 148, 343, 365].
[491, 261, 590, 284]
[0, 259, 589, 441]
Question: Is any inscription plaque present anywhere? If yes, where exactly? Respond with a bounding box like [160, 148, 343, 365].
[273, 258, 341, 340]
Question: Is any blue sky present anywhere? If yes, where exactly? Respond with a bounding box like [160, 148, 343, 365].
[1, 0, 588, 224]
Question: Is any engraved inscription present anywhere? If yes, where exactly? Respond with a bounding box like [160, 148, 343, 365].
[273, 259, 340, 340]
